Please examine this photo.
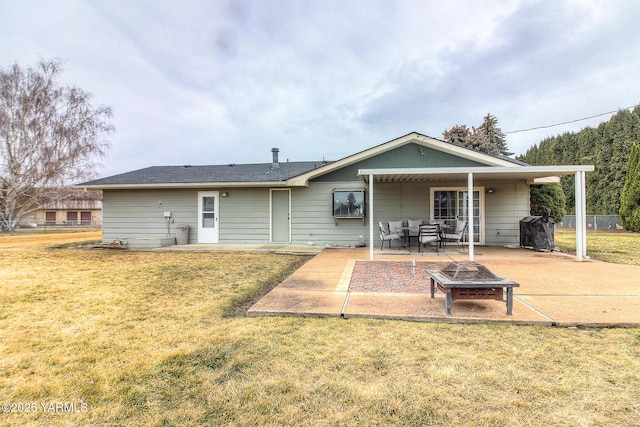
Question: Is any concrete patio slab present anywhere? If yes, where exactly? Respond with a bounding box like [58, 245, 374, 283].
[248, 288, 346, 317]
[344, 292, 552, 325]
[516, 295, 640, 327]
[248, 246, 640, 326]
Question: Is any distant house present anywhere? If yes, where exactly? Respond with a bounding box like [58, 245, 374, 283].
[18, 189, 103, 228]
[79, 132, 593, 259]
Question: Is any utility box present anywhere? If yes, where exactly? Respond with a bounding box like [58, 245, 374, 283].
[176, 225, 189, 245]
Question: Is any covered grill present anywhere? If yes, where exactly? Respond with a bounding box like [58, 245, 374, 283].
[520, 208, 555, 251]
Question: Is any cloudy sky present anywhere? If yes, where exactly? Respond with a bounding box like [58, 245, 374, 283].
[2, 0, 639, 177]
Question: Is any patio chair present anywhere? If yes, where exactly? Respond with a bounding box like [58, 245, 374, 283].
[379, 221, 401, 250]
[407, 219, 423, 248]
[388, 220, 403, 236]
[418, 224, 440, 254]
[442, 220, 467, 251]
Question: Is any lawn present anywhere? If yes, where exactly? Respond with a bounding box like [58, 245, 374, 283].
[1, 232, 639, 426]
[554, 229, 640, 266]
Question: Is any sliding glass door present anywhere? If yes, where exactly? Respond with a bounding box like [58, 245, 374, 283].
[430, 187, 484, 244]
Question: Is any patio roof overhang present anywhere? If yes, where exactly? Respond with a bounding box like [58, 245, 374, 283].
[357, 165, 594, 183]
[358, 165, 595, 262]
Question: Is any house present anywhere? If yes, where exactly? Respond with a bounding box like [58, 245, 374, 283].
[79, 132, 593, 260]
[17, 189, 103, 228]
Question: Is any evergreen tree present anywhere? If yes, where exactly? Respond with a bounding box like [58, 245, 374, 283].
[443, 114, 512, 156]
[442, 125, 472, 147]
[519, 107, 640, 215]
[475, 113, 512, 156]
[576, 127, 599, 214]
[530, 183, 567, 223]
[620, 143, 640, 231]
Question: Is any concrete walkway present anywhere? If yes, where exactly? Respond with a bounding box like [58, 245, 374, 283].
[248, 246, 640, 327]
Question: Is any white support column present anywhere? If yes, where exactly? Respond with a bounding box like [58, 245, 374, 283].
[467, 172, 474, 262]
[575, 171, 584, 262]
[369, 174, 374, 261]
[580, 170, 588, 259]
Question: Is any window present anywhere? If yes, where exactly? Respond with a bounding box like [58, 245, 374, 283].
[80, 211, 92, 225]
[66, 211, 78, 225]
[333, 190, 366, 218]
[45, 212, 56, 225]
[202, 196, 216, 227]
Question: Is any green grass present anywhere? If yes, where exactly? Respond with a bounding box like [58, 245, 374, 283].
[1, 232, 639, 426]
[555, 229, 640, 266]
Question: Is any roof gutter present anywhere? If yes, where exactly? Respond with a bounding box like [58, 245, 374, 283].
[75, 181, 291, 191]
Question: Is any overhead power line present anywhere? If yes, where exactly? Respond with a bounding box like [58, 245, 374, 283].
[504, 104, 639, 135]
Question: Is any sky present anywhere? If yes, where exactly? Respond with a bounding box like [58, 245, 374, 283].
[2, 0, 639, 178]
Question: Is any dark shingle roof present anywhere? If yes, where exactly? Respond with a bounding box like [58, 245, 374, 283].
[81, 161, 331, 187]
[80, 133, 529, 188]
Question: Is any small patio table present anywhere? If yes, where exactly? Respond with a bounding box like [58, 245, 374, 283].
[426, 264, 519, 315]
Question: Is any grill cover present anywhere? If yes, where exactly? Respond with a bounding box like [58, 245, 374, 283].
[520, 209, 555, 251]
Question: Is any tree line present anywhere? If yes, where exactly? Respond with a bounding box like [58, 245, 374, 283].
[444, 109, 640, 229]
[517, 107, 640, 218]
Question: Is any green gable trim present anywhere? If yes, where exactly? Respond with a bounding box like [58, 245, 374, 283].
[312, 143, 487, 182]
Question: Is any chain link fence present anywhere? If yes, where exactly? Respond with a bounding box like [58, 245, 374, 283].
[556, 215, 624, 231]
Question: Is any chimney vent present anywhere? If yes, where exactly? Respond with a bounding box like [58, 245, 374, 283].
[271, 147, 280, 168]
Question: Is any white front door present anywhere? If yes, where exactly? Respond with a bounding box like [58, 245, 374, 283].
[198, 191, 219, 243]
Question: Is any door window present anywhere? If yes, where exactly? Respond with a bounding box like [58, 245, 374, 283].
[202, 196, 215, 227]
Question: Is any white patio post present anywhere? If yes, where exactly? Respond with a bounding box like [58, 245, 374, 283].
[369, 174, 374, 260]
[467, 172, 474, 262]
[574, 170, 585, 261]
[581, 170, 587, 258]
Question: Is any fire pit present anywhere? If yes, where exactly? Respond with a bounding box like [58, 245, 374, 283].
[439, 261, 499, 281]
[426, 262, 519, 315]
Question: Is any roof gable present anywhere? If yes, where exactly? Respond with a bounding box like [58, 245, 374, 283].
[312, 142, 488, 182]
[287, 132, 520, 186]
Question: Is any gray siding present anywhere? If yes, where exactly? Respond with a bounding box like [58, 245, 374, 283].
[102, 188, 272, 244]
[102, 181, 529, 247]
[102, 189, 198, 243]
[291, 183, 369, 246]
[482, 180, 530, 246]
[219, 188, 270, 244]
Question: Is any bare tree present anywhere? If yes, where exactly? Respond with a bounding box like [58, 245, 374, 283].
[0, 58, 113, 231]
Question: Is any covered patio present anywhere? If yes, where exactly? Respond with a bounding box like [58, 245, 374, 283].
[360, 165, 594, 261]
[248, 246, 640, 326]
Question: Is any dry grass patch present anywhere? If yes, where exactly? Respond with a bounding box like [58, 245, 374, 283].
[555, 229, 640, 266]
[1, 232, 640, 426]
